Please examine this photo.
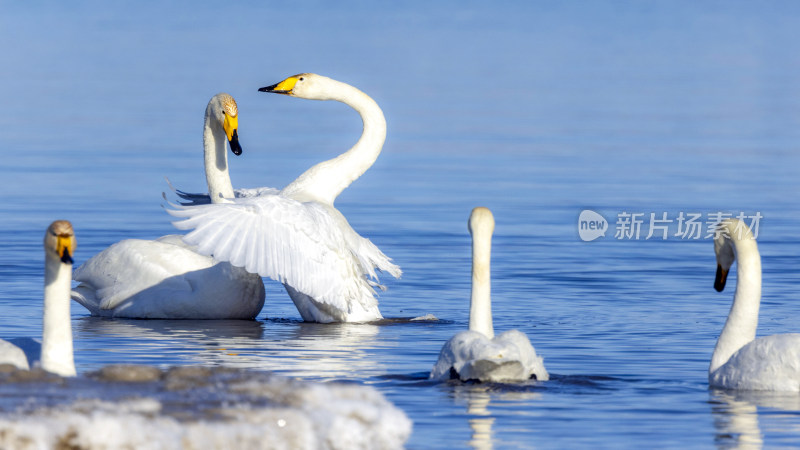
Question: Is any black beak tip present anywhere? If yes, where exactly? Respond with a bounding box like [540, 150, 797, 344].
[230, 130, 242, 156]
[61, 249, 74, 265]
[714, 265, 727, 292]
[258, 82, 287, 94]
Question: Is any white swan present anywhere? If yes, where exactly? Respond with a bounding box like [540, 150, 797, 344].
[71, 94, 266, 319]
[167, 73, 401, 323]
[430, 207, 548, 382]
[0, 221, 76, 376]
[709, 218, 800, 391]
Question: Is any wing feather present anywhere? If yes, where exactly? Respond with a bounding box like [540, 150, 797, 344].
[167, 194, 395, 313]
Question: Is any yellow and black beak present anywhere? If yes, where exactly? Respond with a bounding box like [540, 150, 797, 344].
[714, 264, 728, 292]
[223, 113, 242, 156]
[57, 235, 75, 265]
[258, 75, 299, 95]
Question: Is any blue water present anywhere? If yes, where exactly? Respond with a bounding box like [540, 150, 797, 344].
[2, 1, 800, 447]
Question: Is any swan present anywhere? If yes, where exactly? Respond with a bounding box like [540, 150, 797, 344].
[0, 221, 76, 376]
[167, 73, 401, 323]
[709, 218, 800, 391]
[71, 94, 266, 319]
[430, 207, 548, 382]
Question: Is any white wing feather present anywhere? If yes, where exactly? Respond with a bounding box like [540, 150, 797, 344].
[167, 194, 400, 317]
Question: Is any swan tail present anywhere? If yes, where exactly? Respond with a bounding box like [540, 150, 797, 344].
[352, 235, 402, 282]
[70, 286, 105, 316]
[164, 177, 212, 205]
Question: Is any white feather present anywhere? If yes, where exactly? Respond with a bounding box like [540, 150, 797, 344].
[168, 194, 397, 322]
[431, 330, 548, 382]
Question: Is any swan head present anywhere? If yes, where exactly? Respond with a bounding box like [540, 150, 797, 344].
[258, 73, 335, 101]
[468, 207, 495, 237]
[44, 220, 76, 265]
[713, 218, 755, 292]
[207, 93, 242, 156]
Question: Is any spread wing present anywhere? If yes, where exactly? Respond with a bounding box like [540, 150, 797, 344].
[166, 194, 398, 314]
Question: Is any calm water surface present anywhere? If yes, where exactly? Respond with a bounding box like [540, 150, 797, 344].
[2, 2, 800, 448]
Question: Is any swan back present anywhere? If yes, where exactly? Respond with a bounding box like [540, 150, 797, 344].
[710, 333, 800, 391]
[468, 207, 495, 339]
[431, 329, 549, 382]
[71, 236, 265, 319]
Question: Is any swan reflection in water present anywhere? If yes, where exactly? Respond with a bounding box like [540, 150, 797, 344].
[710, 389, 800, 448]
[74, 317, 382, 379]
[447, 384, 543, 450]
[463, 387, 495, 450]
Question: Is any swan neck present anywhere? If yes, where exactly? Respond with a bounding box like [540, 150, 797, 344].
[42, 254, 76, 376]
[281, 81, 386, 204]
[204, 109, 235, 203]
[709, 236, 761, 374]
[469, 228, 494, 339]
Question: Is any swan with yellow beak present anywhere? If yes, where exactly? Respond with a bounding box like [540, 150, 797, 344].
[169, 73, 401, 323]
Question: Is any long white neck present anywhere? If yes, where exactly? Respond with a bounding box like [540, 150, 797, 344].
[709, 236, 761, 374]
[469, 225, 494, 339]
[280, 80, 386, 205]
[41, 254, 76, 376]
[204, 107, 235, 203]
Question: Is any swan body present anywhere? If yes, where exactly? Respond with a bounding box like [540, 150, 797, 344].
[168, 74, 400, 323]
[0, 221, 76, 376]
[431, 208, 548, 382]
[709, 218, 800, 391]
[72, 94, 265, 320]
[72, 235, 265, 319]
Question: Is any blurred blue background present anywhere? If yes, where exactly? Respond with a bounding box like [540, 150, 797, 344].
[2, 1, 800, 447]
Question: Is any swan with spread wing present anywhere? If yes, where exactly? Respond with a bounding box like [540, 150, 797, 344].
[168, 74, 400, 323]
